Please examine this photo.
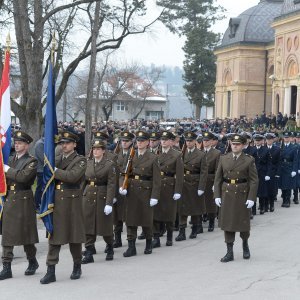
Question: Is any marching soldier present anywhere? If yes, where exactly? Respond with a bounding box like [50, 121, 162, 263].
[0, 131, 39, 280]
[279, 132, 298, 208]
[214, 134, 258, 262]
[113, 130, 135, 248]
[296, 132, 300, 203]
[202, 132, 221, 232]
[251, 134, 271, 214]
[138, 131, 161, 240]
[149, 131, 161, 154]
[264, 133, 281, 212]
[176, 131, 208, 241]
[40, 131, 87, 284]
[81, 140, 117, 264]
[119, 130, 161, 257]
[152, 131, 184, 248]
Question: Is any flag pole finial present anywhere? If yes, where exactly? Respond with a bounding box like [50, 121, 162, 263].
[6, 33, 11, 51]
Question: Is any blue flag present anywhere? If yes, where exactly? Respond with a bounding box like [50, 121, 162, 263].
[39, 61, 57, 237]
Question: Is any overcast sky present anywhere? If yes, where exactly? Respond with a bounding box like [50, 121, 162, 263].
[118, 0, 259, 67]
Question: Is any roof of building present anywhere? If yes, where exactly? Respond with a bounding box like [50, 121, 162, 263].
[219, 0, 284, 49]
[280, 0, 300, 18]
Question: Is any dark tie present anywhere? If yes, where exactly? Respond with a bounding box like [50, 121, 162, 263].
[233, 155, 237, 161]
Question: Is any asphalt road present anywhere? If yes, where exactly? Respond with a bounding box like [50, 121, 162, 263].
[1, 199, 300, 300]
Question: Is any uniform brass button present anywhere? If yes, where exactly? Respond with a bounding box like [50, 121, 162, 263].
[94, 192, 96, 195]
[61, 198, 63, 200]
[61, 190, 64, 192]
[72, 195, 75, 198]
[94, 200, 96, 202]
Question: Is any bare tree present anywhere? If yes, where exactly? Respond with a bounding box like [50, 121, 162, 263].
[85, 1, 102, 152]
[2, 0, 163, 141]
[132, 67, 164, 119]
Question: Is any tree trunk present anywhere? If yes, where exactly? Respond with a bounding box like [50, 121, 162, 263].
[85, 1, 101, 153]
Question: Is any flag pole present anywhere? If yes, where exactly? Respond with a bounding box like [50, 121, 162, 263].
[6, 33, 11, 52]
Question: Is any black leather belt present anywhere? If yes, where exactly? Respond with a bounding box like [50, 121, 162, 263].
[130, 174, 152, 181]
[223, 178, 247, 184]
[87, 181, 107, 186]
[7, 185, 31, 191]
[184, 170, 199, 175]
[55, 183, 80, 190]
[160, 171, 175, 177]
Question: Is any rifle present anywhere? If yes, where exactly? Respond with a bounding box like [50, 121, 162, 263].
[181, 140, 187, 160]
[121, 143, 136, 190]
[114, 140, 121, 154]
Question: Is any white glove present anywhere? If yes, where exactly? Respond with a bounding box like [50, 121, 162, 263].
[291, 171, 296, 177]
[298, 170, 300, 174]
[265, 176, 270, 181]
[113, 197, 117, 204]
[150, 198, 158, 207]
[104, 205, 112, 215]
[4, 164, 10, 172]
[215, 198, 221, 207]
[197, 190, 204, 196]
[55, 167, 58, 171]
[173, 193, 181, 201]
[245, 200, 254, 209]
[119, 187, 127, 196]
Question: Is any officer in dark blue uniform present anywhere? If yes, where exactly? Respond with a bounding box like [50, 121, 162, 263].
[295, 132, 300, 203]
[264, 133, 281, 212]
[279, 132, 298, 207]
[291, 132, 299, 204]
[251, 134, 271, 214]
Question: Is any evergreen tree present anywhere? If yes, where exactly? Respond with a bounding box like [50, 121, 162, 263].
[157, 0, 224, 117]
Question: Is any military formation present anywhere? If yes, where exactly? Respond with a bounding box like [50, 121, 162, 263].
[0, 125, 300, 283]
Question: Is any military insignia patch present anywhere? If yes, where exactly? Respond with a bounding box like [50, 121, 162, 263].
[79, 160, 86, 168]
[96, 133, 101, 137]
[28, 162, 35, 168]
[64, 132, 69, 138]
[124, 133, 128, 137]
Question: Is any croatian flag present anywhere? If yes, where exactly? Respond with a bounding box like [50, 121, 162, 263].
[0, 50, 11, 206]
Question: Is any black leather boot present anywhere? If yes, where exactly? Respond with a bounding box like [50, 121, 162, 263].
[138, 231, 146, 240]
[123, 239, 137, 257]
[166, 231, 173, 246]
[0, 262, 12, 280]
[196, 223, 203, 234]
[220, 243, 234, 263]
[189, 225, 197, 239]
[293, 190, 299, 204]
[70, 264, 82, 280]
[175, 228, 186, 241]
[208, 218, 215, 232]
[81, 246, 94, 264]
[82, 245, 96, 256]
[243, 240, 250, 259]
[152, 234, 161, 248]
[113, 231, 122, 248]
[259, 198, 265, 214]
[25, 257, 39, 275]
[269, 198, 275, 212]
[105, 244, 114, 261]
[286, 198, 291, 208]
[40, 265, 56, 284]
[144, 239, 153, 254]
